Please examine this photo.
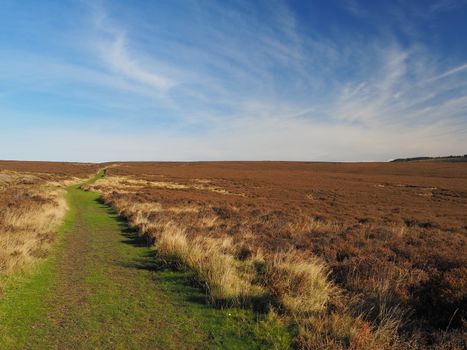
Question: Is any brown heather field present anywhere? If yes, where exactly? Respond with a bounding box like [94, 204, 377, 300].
[83, 161, 467, 349]
[0, 161, 99, 274]
[0, 160, 100, 176]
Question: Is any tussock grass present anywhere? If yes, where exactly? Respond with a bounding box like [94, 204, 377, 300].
[255, 251, 335, 315]
[0, 172, 69, 273]
[191, 240, 248, 303]
[155, 223, 191, 268]
[296, 313, 372, 350]
[156, 226, 250, 304]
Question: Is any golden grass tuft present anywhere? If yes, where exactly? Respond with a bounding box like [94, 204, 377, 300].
[192, 239, 249, 303]
[155, 225, 250, 304]
[155, 222, 191, 268]
[256, 251, 335, 315]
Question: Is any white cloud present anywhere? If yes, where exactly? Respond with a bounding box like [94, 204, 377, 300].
[91, 4, 174, 93]
[99, 33, 174, 91]
[426, 62, 467, 82]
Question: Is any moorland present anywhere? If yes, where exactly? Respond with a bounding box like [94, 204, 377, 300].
[0, 160, 466, 349]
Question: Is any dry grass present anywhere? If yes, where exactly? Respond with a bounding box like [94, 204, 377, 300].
[296, 313, 372, 350]
[287, 216, 342, 235]
[0, 171, 69, 274]
[188, 239, 250, 303]
[134, 218, 252, 304]
[83, 175, 245, 196]
[89, 190, 255, 304]
[255, 250, 335, 315]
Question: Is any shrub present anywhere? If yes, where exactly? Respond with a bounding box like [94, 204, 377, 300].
[412, 267, 467, 329]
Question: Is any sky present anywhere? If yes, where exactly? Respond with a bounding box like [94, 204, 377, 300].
[1, 0, 467, 162]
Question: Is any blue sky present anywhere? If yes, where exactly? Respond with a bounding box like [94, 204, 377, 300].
[1, 0, 466, 161]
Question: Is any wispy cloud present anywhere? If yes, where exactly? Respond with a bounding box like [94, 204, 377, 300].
[100, 33, 174, 91]
[0, 0, 466, 161]
[429, 0, 467, 13]
[426, 62, 467, 82]
[343, 0, 369, 17]
[91, 4, 174, 93]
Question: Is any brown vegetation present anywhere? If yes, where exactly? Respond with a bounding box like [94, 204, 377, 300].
[0, 160, 100, 176]
[0, 163, 98, 275]
[84, 161, 467, 349]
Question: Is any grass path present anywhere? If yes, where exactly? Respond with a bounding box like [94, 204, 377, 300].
[0, 173, 292, 349]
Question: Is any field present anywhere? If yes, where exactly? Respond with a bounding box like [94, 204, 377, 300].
[0, 160, 465, 349]
[0, 161, 99, 273]
[86, 161, 467, 349]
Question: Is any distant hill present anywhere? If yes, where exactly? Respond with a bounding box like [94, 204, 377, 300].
[391, 155, 467, 162]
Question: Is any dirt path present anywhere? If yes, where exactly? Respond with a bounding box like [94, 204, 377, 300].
[0, 174, 291, 349]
